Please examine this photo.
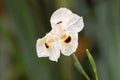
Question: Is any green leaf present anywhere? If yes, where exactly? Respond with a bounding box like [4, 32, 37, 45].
[86, 49, 99, 80]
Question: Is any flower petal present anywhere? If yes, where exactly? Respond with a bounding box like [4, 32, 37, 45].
[50, 8, 84, 33]
[63, 13, 84, 32]
[60, 32, 78, 56]
[49, 41, 61, 62]
[36, 32, 61, 62]
[36, 37, 50, 57]
[50, 8, 72, 28]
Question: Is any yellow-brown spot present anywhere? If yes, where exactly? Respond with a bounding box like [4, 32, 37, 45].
[57, 21, 62, 24]
[45, 39, 55, 48]
[45, 42, 49, 48]
[61, 35, 72, 44]
[64, 36, 71, 43]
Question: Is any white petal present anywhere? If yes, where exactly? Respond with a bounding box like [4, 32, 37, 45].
[60, 32, 78, 56]
[36, 37, 50, 57]
[64, 13, 84, 32]
[36, 32, 61, 62]
[50, 8, 72, 28]
[49, 41, 61, 62]
[50, 8, 84, 32]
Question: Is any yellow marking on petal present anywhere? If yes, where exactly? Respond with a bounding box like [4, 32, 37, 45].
[49, 32, 53, 35]
[64, 36, 71, 43]
[47, 39, 55, 43]
[61, 34, 72, 44]
[45, 39, 55, 49]
[61, 34, 68, 41]
[63, 29, 66, 32]
[45, 42, 49, 48]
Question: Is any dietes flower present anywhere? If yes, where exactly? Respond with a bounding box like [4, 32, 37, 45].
[36, 8, 84, 62]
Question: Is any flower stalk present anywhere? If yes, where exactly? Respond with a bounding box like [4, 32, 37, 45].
[71, 53, 91, 80]
[72, 49, 99, 80]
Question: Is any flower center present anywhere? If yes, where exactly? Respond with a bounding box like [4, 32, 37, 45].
[55, 21, 72, 44]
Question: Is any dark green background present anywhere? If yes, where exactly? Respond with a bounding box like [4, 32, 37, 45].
[0, 0, 120, 80]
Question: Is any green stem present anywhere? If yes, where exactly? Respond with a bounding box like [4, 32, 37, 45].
[94, 69, 99, 80]
[86, 49, 99, 80]
[71, 53, 91, 80]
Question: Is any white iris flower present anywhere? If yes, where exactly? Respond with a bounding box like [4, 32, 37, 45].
[36, 8, 84, 62]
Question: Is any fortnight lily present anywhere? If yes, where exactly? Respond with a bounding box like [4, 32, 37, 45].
[36, 8, 84, 62]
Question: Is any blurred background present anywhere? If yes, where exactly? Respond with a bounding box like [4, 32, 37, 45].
[0, 0, 120, 80]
